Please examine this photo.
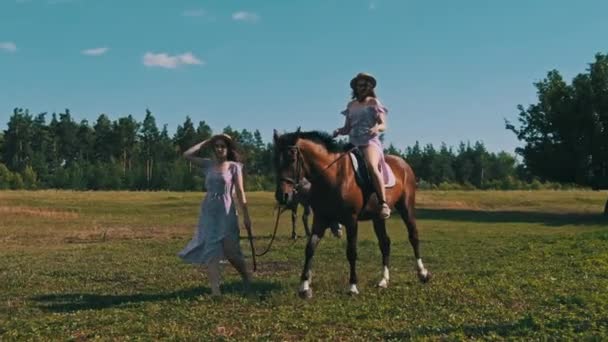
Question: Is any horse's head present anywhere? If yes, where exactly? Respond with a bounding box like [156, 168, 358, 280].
[273, 129, 302, 206]
[273, 128, 345, 206]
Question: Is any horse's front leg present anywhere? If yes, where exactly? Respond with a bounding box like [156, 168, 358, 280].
[291, 205, 298, 240]
[345, 218, 359, 295]
[298, 216, 326, 299]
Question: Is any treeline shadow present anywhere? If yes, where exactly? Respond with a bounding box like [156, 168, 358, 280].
[416, 208, 608, 227]
[32, 280, 282, 313]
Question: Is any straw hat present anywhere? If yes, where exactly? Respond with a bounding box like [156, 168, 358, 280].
[210, 133, 236, 150]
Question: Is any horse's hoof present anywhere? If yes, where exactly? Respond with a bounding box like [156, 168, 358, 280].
[347, 284, 359, 295]
[377, 278, 389, 289]
[418, 270, 432, 283]
[298, 288, 313, 299]
[291, 233, 297, 240]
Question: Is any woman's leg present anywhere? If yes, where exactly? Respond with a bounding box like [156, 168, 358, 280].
[206, 258, 222, 296]
[223, 238, 252, 286]
[362, 145, 390, 219]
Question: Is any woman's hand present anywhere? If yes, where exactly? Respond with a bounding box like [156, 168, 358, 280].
[183, 139, 210, 167]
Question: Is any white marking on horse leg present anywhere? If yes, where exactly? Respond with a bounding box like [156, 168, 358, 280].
[299, 280, 310, 293]
[310, 234, 320, 244]
[378, 266, 390, 288]
[417, 258, 428, 277]
[348, 283, 359, 295]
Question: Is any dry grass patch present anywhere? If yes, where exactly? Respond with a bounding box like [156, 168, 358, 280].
[0, 206, 80, 220]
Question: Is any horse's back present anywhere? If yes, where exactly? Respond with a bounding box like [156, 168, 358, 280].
[385, 154, 415, 185]
[385, 154, 417, 207]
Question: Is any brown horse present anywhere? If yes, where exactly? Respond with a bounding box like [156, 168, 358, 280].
[273, 129, 430, 298]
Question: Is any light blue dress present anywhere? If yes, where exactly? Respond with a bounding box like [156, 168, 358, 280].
[178, 160, 243, 265]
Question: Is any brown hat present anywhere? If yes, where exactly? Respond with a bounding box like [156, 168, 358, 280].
[350, 72, 377, 89]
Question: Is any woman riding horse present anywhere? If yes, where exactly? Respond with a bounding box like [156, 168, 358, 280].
[333, 72, 391, 219]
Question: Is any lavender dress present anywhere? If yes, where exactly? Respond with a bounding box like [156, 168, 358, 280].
[178, 160, 243, 265]
[341, 99, 393, 185]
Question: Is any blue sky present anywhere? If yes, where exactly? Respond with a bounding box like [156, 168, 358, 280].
[1, 0, 607, 154]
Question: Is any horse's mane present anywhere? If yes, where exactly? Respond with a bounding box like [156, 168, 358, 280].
[279, 130, 347, 153]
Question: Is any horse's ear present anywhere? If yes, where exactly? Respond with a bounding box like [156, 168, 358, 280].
[273, 129, 280, 142]
[296, 126, 301, 133]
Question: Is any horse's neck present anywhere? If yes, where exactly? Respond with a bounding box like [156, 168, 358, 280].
[298, 140, 346, 187]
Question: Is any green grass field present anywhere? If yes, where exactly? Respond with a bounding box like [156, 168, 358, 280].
[1, 190, 607, 340]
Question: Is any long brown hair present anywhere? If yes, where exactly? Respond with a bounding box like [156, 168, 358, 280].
[212, 135, 242, 163]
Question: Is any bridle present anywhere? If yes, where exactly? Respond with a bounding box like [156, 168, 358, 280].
[279, 145, 305, 194]
[278, 143, 356, 196]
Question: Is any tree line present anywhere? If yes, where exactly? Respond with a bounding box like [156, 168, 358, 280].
[1, 52, 607, 191]
[0, 107, 557, 191]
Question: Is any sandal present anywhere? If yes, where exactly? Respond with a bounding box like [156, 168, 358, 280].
[380, 202, 391, 219]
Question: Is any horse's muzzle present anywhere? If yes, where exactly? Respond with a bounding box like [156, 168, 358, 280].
[275, 189, 294, 205]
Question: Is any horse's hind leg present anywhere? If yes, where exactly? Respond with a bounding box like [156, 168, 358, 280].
[298, 218, 326, 299]
[396, 196, 431, 283]
[372, 218, 390, 288]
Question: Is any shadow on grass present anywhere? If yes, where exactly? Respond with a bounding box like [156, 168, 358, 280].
[384, 315, 603, 339]
[32, 280, 282, 313]
[417, 208, 608, 227]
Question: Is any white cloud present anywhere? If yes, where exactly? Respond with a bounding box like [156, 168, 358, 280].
[232, 11, 259, 23]
[143, 52, 204, 69]
[0, 42, 17, 53]
[82, 47, 109, 56]
[182, 9, 206, 17]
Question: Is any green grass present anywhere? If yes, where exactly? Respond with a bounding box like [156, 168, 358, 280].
[1, 190, 607, 340]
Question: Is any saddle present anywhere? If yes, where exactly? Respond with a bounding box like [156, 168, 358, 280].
[346, 145, 396, 204]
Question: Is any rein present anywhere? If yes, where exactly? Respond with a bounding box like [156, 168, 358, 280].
[255, 205, 290, 257]
[280, 144, 357, 189]
[253, 142, 356, 262]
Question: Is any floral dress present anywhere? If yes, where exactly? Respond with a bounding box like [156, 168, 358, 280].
[178, 160, 243, 264]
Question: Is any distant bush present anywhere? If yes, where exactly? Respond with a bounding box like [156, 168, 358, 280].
[416, 176, 590, 191]
[0, 163, 11, 189]
[10, 173, 24, 190]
